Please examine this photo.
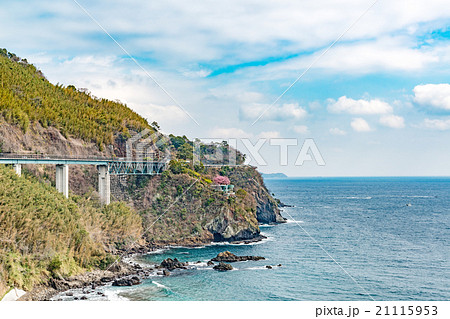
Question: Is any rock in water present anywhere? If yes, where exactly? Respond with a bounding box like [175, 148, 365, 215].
[160, 258, 188, 270]
[112, 276, 142, 286]
[266, 265, 273, 269]
[211, 251, 265, 262]
[163, 270, 170, 276]
[213, 262, 233, 271]
[207, 261, 214, 266]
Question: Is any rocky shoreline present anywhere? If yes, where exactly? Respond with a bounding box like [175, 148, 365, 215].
[18, 260, 149, 301]
[18, 247, 273, 301]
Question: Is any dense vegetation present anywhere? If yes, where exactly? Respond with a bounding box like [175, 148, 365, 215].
[0, 166, 142, 297]
[0, 49, 280, 299]
[0, 49, 151, 149]
[138, 169, 258, 244]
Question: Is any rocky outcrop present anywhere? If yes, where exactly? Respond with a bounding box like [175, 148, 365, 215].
[160, 258, 188, 271]
[213, 262, 233, 271]
[211, 251, 265, 262]
[112, 276, 141, 287]
[218, 166, 286, 225]
[206, 208, 261, 243]
[255, 195, 285, 224]
[252, 181, 286, 224]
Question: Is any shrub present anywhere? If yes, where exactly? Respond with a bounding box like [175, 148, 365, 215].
[236, 189, 247, 198]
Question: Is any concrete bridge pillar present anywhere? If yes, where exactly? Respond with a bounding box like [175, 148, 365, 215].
[98, 165, 110, 205]
[13, 164, 21, 176]
[56, 164, 69, 198]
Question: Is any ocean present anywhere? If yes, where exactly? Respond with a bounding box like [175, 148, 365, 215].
[57, 177, 450, 301]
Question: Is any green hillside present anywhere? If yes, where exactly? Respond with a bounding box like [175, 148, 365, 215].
[0, 49, 282, 299]
[0, 49, 151, 149]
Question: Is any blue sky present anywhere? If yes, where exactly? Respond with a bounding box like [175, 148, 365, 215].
[1, 0, 450, 176]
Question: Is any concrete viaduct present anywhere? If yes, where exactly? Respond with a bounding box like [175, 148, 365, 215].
[0, 154, 168, 205]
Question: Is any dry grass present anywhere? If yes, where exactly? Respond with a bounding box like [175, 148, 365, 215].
[0, 165, 142, 294]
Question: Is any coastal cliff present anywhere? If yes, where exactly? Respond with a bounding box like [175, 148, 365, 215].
[0, 49, 283, 297]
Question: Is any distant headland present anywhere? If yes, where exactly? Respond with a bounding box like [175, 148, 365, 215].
[262, 173, 288, 179]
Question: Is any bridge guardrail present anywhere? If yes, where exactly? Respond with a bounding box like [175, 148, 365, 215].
[0, 153, 169, 163]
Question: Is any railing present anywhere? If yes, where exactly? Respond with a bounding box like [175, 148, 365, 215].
[0, 153, 168, 163]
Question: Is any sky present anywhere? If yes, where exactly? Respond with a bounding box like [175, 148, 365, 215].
[1, 0, 450, 176]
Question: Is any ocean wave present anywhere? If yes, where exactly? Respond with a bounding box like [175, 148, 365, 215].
[144, 248, 168, 255]
[245, 266, 268, 270]
[104, 287, 130, 301]
[207, 238, 269, 246]
[285, 219, 304, 224]
[152, 281, 168, 289]
[403, 195, 434, 198]
[188, 261, 209, 267]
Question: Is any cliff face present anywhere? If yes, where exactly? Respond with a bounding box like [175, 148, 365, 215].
[0, 116, 279, 244]
[210, 166, 286, 224]
[0, 48, 283, 247]
[111, 172, 262, 245]
[0, 48, 284, 296]
[0, 118, 104, 195]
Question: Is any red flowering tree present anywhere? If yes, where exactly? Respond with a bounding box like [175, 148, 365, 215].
[213, 175, 230, 185]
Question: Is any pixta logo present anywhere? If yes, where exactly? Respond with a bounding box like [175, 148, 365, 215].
[193, 138, 325, 167]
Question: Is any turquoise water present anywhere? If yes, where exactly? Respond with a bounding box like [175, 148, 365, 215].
[114, 177, 450, 301]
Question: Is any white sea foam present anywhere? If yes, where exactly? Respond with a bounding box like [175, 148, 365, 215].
[245, 266, 268, 270]
[187, 261, 209, 267]
[104, 288, 130, 301]
[152, 281, 168, 289]
[403, 195, 434, 198]
[259, 224, 276, 228]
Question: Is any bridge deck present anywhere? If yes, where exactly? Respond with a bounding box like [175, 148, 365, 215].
[0, 154, 168, 175]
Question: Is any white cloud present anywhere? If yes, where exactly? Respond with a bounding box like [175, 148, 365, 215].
[379, 115, 405, 128]
[180, 68, 211, 78]
[351, 118, 371, 132]
[33, 54, 200, 133]
[413, 84, 450, 110]
[329, 128, 347, 135]
[209, 127, 253, 139]
[240, 103, 307, 122]
[293, 125, 310, 135]
[328, 96, 393, 115]
[307, 36, 440, 73]
[258, 131, 281, 139]
[422, 118, 450, 130]
[5, 0, 450, 67]
[141, 103, 190, 124]
[259, 36, 447, 80]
